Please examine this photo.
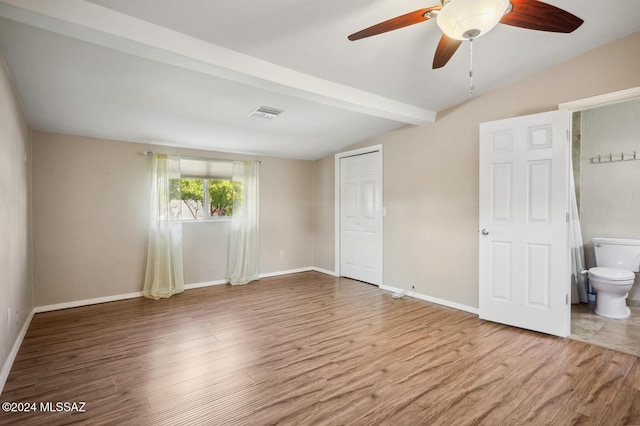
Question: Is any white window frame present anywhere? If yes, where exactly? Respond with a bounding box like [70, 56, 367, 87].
[178, 176, 238, 222]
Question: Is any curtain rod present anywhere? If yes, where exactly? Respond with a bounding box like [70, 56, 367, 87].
[142, 151, 262, 164]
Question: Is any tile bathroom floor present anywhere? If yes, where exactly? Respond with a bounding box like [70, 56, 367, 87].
[571, 303, 640, 356]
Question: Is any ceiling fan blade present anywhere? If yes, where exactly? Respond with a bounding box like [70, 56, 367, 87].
[348, 7, 441, 41]
[500, 0, 584, 33]
[432, 34, 462, 69]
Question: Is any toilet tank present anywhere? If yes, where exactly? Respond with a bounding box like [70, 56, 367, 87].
[593, 237, 640, 272]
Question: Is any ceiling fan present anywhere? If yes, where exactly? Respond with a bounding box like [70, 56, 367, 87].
[348, 0, 584, 70]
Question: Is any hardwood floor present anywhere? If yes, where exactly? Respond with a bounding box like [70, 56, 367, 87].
[2, 271, 639, 425]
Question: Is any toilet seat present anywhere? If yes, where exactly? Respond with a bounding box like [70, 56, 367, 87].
[588, 267, 635, 282]
[588, 267, 634, 319]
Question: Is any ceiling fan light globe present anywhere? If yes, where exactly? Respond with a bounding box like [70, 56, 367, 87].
[437, 0, 510, 40]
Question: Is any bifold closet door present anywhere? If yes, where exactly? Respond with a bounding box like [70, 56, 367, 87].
[340, 151, 382, 286]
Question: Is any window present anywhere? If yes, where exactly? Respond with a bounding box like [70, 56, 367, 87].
[169, 159, 242, 221]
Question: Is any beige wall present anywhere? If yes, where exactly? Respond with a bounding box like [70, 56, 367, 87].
[312, 155, 335, 272]
[579, 99, 640, 301]
[0, 56, 32, 382]
[32, 132, 314, 306]
[182, 221, 230, 284]
[315, 32, 640, 309]
[260, 157, 314, 272]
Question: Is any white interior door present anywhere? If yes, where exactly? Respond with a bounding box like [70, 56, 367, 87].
[479, 110, 570, 337]
[340, 151, 382, 285]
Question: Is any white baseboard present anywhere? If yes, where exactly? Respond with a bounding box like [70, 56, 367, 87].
[187, 268, 334, 287]
[310, 267, 339, 277]
[1, 309, 34, 395]
[35, 282, 230, 312]
[184, 279, 227, 290]
[259, 267, 314, 279]
[185, 267, 338, 285]
[380, 284, 479, 315]
[34, 291, 144, 314]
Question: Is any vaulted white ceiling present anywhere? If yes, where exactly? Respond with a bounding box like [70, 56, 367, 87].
[1, 0, 639, 159]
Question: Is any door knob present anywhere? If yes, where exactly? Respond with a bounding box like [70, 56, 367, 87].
[481, 228, 489, 235]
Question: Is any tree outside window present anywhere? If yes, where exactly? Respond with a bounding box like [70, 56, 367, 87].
[170, 178, 242, 220]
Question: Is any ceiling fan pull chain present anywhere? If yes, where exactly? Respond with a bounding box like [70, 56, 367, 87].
[468, 37, 475, 94]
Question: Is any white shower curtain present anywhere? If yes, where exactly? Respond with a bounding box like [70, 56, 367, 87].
[226, 161, 260, 285]
[569, 156, 588, 303]
[143, 154, 185, 299]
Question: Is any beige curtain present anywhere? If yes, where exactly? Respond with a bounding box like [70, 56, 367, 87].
[226, 161, 260, 285]
[143, 154, 185, 299]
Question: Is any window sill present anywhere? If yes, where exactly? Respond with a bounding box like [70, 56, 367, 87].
[181, 218, 233, 223]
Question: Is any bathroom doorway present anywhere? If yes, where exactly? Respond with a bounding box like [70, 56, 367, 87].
[560, 88, 640, 355]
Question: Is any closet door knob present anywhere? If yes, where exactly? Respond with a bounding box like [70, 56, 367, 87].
[481, 228, 489, 236]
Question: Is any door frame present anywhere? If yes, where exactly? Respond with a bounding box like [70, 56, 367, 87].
[334, 144, 383, 280]
[558, 86, 640, 313]
[558, 86, 640, 112]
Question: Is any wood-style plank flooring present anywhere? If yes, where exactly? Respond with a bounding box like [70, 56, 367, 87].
[2, 271, 640, 425]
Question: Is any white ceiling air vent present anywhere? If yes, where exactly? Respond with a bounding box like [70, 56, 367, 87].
[249, 106, 284, 120]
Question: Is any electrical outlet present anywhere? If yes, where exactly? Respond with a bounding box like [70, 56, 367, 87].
[279, 250, 285, 258]
[411, 285, 415, 290]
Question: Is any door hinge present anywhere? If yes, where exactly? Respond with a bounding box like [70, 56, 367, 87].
[566, 129, 570, 141]
[566, 294, 569, 305]
[566, 212, 569, 223]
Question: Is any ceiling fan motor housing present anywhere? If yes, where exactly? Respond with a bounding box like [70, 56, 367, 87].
[437, 0, 510, 40]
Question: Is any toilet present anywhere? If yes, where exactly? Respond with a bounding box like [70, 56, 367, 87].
[588, 237, 640, 319]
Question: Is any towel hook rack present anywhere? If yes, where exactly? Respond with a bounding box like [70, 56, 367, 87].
[590, 149, 640, 164]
